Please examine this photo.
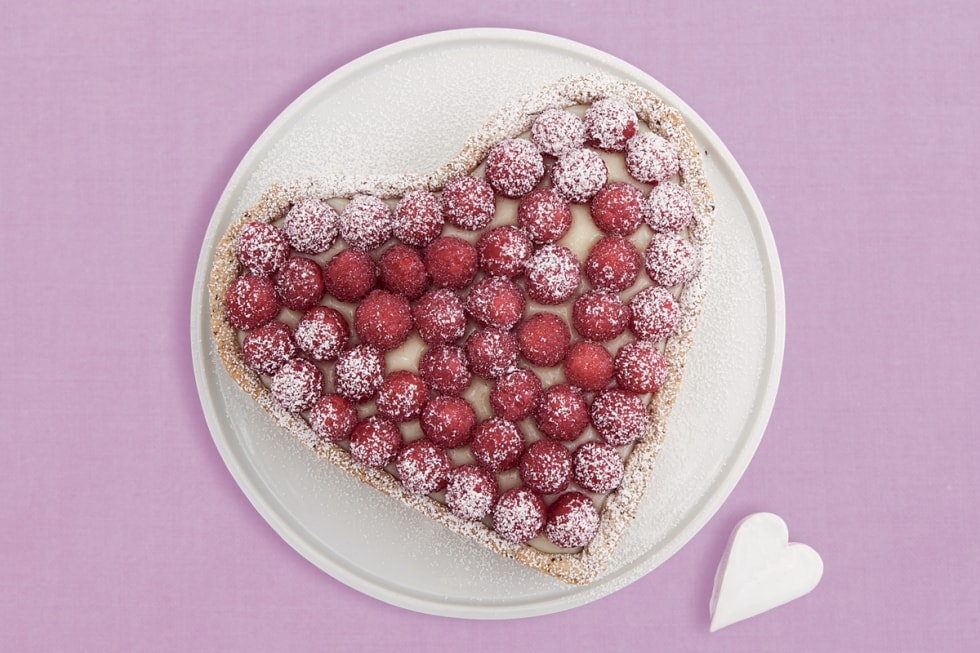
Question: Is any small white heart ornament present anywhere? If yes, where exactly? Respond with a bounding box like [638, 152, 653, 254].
[709, 512, 823, 632]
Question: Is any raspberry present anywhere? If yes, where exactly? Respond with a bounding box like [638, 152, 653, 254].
[394, 190, 444, 247]
[237, 221, 289, 275]
[516, 312, 570, 367]
[322, 249, 377, 303]
[531, 108, 586, 156]
[484, 138, 545, 198]
[519, 438, 572, 495]
[545, 492, 600, 548]
[535, 384, 590, 442]
[615, 341, 668, 394]
[273, 256, 325, 311]
[644, 233, 700, 287]
[282, 199, 339, 254]
[571, 290, 630, 342]
[517, 188, 572, 244]
[573, 441, 625, 493]
[563, 341, 615, 392]
[490, 368, 542, 422]
[225, 274, 281, 331]
[585, 236, 642, 292]
[334, 344, 385, 402]
[629, 286, 678, 342]
[584, 97, 637, 151]
[524, 244, 580, 305]
[442, 176, 495, 230]
[493, 487, 546, 544]
[465, 276, 525, 330]
[308, 393, 358, 443]
[418, 345, 471, 396]
[469, 418, 525, 474]
[445, 465, 498, 521]
[378, 244, 428, 300]
[375, 370, 428, 422]
[340, 194, 393, 251]
[270, 358, 323, 413]
[349, 416, 402, 469]
[294, 305, 349, 361]
[353, 290, 413, 350]
[644, 181, 694, 233]
[590, 182, 645, 237]
[396, 440, 451, 495]
[241, 320, 296, 375]
[476, 226, 533, 278]
[550, 148, 607, 204]
[465, 328, 519, 380]
[591, 388, 648, 446]
[420, 395, 477, 448]
[423, 236, 478, 290]
[625, 131, 679, 184]
[412, 289, 467, 345]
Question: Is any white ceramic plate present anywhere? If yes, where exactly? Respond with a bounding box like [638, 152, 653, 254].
[190, 28, 784, 619]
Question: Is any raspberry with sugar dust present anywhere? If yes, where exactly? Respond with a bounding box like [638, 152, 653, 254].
[644, 233, 700, 288]
[465, 328, 519, 380]
[270, 358, 323, 413]
[308, 393, 358, 443]
[584, 96, 637, 151]
[241, 320, 296, 375]
[550, 148, 607, 204]
[490, 367, 542, 422]
[563, 340, 615, 392]
[590, 181, 645, 237]
[394, 190, 444, 247]
[545, 492, 600, 548]
[334, 344, 385, 403]
[469, 417, 525, 474]
[573, 441, 625, 493]
[295, 305, 349, 361]
[445, 465, 498, 522]
[225, 274, 281, 331]
[282, 198, 339, 255]
[412, 289, 467, 345]
[396, 440, 451, 496]
[442, 175, 495, 231]
[484, 138, 545, 198]
[420, 395, 477, 449]
[274, 256, 325, 311]
[615, 341, 668, 394]
[375, 370, 428, 422]
[531, 107, 586, 156]
[591, 387, 648, 446]
[524, 244, 580, 305]
[378, 244, 428, 300]
[517, 188, 572, 244]
[493, 487, 547, 544]
[519, 438, 572, 495]
[353, 290, 413, 351]
[476, 226, 532, 278]
[516, 312, 570, 368]
[466, 276, 525, 330]
[629, 286, 678, 342]
[572, 289, 630, 342]
[625, 131, 679, 184]
[340, 194, 393, 251]
[644, 180, 694, 233]
[349, 416, 402, 469]
[585, 236, 642, 292]
[418, 345, 471, 396]
[424, 236, 478, 290]
[535, 384, 590, 442]
[322, 249, 377, 303]
[237, 221, 289, 276]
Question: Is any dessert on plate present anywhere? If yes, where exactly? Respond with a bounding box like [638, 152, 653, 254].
[208, 74, 715, 584]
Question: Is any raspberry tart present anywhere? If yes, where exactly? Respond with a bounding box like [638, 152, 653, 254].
[208, 74, 715, 584]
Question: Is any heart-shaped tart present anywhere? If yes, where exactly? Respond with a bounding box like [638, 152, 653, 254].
[208, 74, 715, 584]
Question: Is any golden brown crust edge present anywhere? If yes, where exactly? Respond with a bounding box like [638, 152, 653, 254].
[207, 74, 715, 585]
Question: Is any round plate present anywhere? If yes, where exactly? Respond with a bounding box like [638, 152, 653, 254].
[190, 28, 784, 619]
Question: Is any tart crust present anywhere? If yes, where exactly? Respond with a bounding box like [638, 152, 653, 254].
[208, 74, 715, 585]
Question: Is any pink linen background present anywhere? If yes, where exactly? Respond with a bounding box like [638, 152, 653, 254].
[1, 1, 977, 651]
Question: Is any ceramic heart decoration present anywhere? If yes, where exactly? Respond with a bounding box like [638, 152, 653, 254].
[208, 74, 716, 584]
[709, 512, 824, 631]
